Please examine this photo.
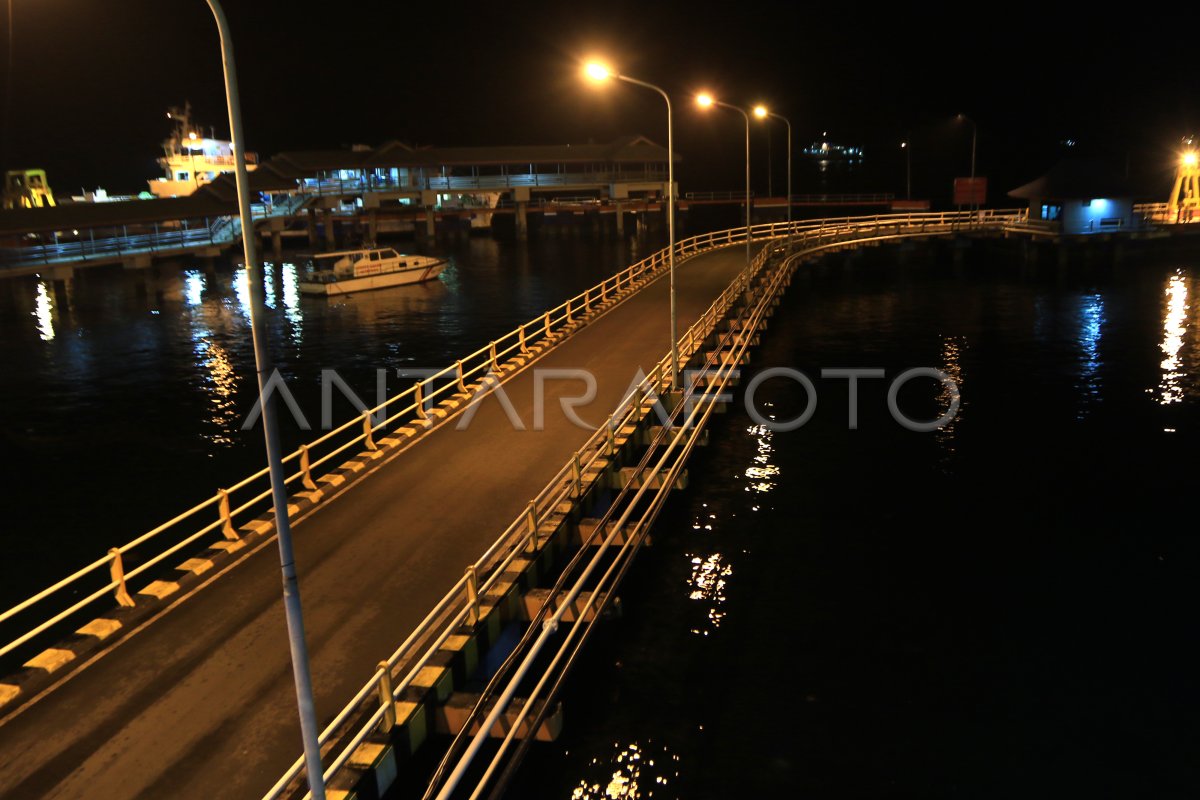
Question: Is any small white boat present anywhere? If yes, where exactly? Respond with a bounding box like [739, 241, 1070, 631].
[299, 247, 447, 296]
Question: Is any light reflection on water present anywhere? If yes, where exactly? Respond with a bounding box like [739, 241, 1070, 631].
[185, 268, 243, 448]
[1156, 271, 1189, 406]
[937, 335, 965, 454]
[281, 262, 303, 343]
[1077, 293, 1105, 417]
[568, 740, 681, 800]
[33, 282, 55, 342]
[686, 553, 731, 635]
[743, 422, 778, 493]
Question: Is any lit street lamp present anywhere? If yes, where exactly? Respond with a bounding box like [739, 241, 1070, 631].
[584, 61, 679, 389]
[900, 140, 911, 200]
[697, 93, 752, 267]
[204, 2, 326, 798]
[754, 104, 793, 250]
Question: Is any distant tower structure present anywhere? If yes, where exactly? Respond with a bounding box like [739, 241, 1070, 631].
[1168, 136, 1199, 223]
[2, 168, 55, 209]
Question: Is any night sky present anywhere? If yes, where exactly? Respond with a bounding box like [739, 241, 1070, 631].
[1, 1, 1194, 203]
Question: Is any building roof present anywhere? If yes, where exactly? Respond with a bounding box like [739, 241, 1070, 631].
[1008, 159, 1137, 200]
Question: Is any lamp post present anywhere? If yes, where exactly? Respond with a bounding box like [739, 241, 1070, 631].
[204, 3, 326, 798]
[754, 105, 792, 250]
[697, 93, 752, 267]
[957, 113, 978, 213]
[584, 61, 678, 389]
[901, 140, 911, 201]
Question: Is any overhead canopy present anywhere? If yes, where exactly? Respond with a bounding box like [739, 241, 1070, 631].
[1008, 159, 1136, 200]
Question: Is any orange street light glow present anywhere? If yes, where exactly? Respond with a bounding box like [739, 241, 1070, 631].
[1183, 152, 1198, 167]
[696, 93, 714, 108]
[584, 62, 611, 82]
[753, 104, 768, 119]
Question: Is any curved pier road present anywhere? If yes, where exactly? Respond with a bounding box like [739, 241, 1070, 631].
[0, 246, 748, 800]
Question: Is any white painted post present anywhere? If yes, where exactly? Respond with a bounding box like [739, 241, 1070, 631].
[363, 410, 377, 451]
[298, 445, 318, 492]
[109, 548, 135, 608]
[376, 661, 396, 732]
[414, 380, 428, 421]
[464, 564, 480, 625]
[217, 488, 239, 541]
[456, 360, 467, 394]
[525, 501, 538, 553]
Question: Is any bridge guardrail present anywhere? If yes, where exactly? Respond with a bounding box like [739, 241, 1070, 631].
[255, 208, 1025, 799]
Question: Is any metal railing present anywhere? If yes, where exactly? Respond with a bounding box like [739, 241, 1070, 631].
[253, 208, 1026, 800]
[300, 170, 668, 198]
[683, 190, 755, 201]
[0, 202, 301, 270]
[681, 191, 895, 204]
[426, 171, 667, 191]
[790, 191, 894, 204]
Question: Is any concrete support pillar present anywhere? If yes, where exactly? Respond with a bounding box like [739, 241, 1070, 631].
[306, 208, 318, 248]
[270, 229, 283, 261]
[424, 208, 436, 239]
[515, 201, 528, 241]
[323, 208, 336, 250]
[615, 202, 624, 239]
[367, 209, 378, 244]
[48, 264, 73, 310]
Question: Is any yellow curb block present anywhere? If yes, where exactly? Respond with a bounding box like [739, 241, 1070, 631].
[138, 581, 180, 600]
[77, 618, 122, 640]
[176, 558, 214, 576]
[24, 648, 75, 673]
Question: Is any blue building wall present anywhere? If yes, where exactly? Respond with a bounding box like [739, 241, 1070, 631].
[1059, 197, 1134, 234]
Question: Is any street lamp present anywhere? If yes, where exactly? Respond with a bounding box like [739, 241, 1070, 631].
[957, 113, 978, 213]
[584, 60, 679, 389]
[697, 93, 752, 267]
[754, 104, 793, 250]
[900, 140, 911, 200]
[205, 3, 326, 798]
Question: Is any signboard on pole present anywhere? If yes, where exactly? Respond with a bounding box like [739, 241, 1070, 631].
[954, 177, 987, 206]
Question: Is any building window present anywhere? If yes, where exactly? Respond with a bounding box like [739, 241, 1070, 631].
[1041, 203, 1062, 221]
[177, 171, 190, 181]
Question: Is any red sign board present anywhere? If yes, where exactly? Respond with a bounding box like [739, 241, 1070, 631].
[954, 177, 987, 206]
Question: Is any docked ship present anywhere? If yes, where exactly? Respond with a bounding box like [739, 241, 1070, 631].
[803, 132, 864, 173]
[299, 248, 448, 296]
[147, 102, 257, 198]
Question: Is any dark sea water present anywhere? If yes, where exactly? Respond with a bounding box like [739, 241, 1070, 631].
[508, 243, 1200, 798]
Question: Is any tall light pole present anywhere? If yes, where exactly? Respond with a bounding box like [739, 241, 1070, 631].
[697, 93, 751, 267]
[901, 140, 911, 200]
[957, 113, 978, 213]
[584, 61, 678, 389]
[205, 3, 326, 798]
[755, 105, 792, 250]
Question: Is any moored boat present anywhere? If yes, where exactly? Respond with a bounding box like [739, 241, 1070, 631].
[298, 247, 447, 296]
